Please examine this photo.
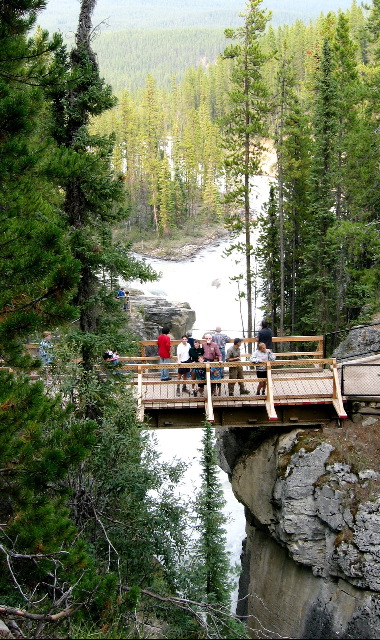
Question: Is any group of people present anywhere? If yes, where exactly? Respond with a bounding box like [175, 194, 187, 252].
[157, 321, 276, 397]
[116, 287, 130, 312]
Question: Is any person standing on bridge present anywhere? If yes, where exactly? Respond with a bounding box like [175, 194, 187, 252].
[257, 319, 273, 350]
[202, 333, 222, 363]
[251, 342, 276, 396]
[186, 331, 195, 348]
[212, 326, 231, 377]
[203, 333, 223, 394]
[189, 339, 204, 395]
[157, 326, 171, 381]
[194, 354, 206, 396]
[226, 338, 250, 396]
[176, 335, 191, 395]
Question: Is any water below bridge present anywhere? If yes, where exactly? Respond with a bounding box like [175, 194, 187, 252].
[125, 175, 271, 598]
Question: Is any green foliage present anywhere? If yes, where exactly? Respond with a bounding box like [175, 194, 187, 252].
[221, 0, 272, 342]
[258, 3, 380, 335]
[0, 3, 79, 364]
[173, 420, 247, 639]
[44, 9, 157, 367]
[191, 421, 232, 606]
[0, 369, 104, 617]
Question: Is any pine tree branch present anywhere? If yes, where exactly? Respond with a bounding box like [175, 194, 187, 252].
[120, 585, 246, 638]
[0, 605, 79, 622]
[91, 504, 121, 581]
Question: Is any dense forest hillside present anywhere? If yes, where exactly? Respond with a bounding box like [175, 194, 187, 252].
[36, 0, 356, 93]
[38, 0, 353, 32]
[93, 28, 228, 93]
[90, 0, 379, 336]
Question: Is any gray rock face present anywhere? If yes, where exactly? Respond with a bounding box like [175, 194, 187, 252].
[333, 325, 380, 360]
[128, 293, 196, 341]
[223, 429, 380, 638]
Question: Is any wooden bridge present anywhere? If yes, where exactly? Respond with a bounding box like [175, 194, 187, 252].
[119, 336, 348, 429]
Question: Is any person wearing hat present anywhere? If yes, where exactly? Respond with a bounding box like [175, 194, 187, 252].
[226, 338, 249, 396]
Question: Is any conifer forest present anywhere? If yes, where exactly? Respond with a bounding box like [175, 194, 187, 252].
[1, 0, 380, 638]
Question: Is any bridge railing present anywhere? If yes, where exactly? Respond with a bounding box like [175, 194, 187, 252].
[121, 357, 346, 423]
[138, 336, 324, 359]
[25, 335, 324, 363]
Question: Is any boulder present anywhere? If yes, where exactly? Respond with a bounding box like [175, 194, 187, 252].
[333, 325, 380, 360]
[128, 292, 196, 341]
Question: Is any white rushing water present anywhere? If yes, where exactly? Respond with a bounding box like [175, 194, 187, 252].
[125, 175, 272, 602]
[132, 175, 271, 339]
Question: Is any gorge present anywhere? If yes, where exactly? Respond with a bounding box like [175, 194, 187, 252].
[125, 180, 380, 637]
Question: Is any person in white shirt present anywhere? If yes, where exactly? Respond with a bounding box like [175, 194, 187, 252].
[176, 335, 191, 395]
[250, 342, 276, 396]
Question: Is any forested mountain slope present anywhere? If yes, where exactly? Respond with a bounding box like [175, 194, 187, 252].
[93, 28, 228, 93]
[38, 0, 353, 32]
[37, 0, 356, 93]
[90, 0, 379, 336]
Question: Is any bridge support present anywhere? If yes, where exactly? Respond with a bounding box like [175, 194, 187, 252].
[144, 402, 345, 429]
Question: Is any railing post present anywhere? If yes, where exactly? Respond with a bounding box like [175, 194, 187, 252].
[137, 365, 144, 422]
[205, 362, 214, 423]
[265, 361, 278, 421]
[331, 361, 347, 419]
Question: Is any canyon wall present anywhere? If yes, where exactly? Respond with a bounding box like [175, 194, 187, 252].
[217, 424, 380, 638]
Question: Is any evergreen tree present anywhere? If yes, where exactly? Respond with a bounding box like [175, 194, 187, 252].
[298, 37, 339, 332]
[222, 0, 272, 349]
[272, 43, 297, 336]
[180, 421, 247, 638]
[257, 185, 280, 330]
[193, 421, 232, 606]
[0, 369, 118, 635]
[46, 0, 156, 372]
[280, 103, 312, 333]
[0, 0, 79, 365]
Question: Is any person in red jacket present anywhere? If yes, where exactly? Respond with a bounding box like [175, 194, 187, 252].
[157, 326, 171, 381]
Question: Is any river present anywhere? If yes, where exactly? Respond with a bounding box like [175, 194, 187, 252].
[126, 174, 272, 605]
[132, 175, 270, 339]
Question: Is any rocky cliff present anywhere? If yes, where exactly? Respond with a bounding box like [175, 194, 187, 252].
[217, 420, 380, 639]
[127, 291, 196, 341]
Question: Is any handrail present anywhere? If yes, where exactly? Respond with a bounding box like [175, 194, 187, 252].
[139, 335, 324, 356]
[120, 358, 336, 370]
[136, 365, 144, 422]
[25, 335, 324, 363]
[140, 336, 323, 346]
